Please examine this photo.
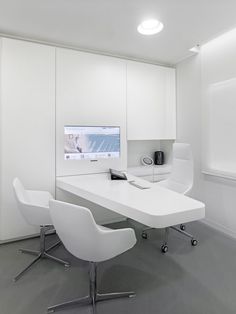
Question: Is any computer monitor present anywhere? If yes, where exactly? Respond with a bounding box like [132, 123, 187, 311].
[64, 126, 120, 160]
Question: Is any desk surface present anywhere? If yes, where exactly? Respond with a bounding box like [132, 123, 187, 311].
[56, 173, 205, 228]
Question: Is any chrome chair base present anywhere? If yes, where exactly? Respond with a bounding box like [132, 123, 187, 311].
[47, 262, 135, 314]
[14, 226, 70, 282]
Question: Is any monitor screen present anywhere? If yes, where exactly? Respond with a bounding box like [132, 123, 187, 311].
[64, 126, 120, 160]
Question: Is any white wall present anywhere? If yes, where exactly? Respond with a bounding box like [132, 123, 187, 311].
[0, 37, 176, 239]
[0, 38, 56, 241]
[127, 140, 174, 168]
[0, 38, 2, 240]
[160, 140, 175, 166]
[177, 54, 236, 238]
[127, 140, 160, 167]
[176, 55, 203, 200]
[201, 30, 236, 178]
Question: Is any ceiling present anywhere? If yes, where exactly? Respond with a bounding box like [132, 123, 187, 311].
[0, 0, 236, 65]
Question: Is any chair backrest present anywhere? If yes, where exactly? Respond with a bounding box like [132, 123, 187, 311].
[13, 178, 29, 205]
[13, 177, 51, 226]
[49, 199, 136, 262]
[165, 143, 194, 194]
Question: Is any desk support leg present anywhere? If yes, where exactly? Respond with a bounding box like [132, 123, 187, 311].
[141, 227, 154, 239]
[170, 226, 198, 246]
[161, 228, 169, 253]
[164, 227, 169, 245]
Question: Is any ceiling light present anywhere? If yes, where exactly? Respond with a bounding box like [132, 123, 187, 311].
[189, 44, 200, 53]
[137, 19, 164, 35]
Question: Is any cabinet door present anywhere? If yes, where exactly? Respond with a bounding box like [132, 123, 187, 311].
[127, 61, 176, 140]
[0, 38, 55, 240]
[56, 48, 127, 224]
[56, 48, 127, 177]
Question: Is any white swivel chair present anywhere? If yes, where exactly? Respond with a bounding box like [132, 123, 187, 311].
[47, 200, 137, 314]
[13, 178, 70, 281]
[142, 143, 198, 253]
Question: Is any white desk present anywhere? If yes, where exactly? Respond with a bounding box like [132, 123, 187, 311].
[56, 173, 205, 229]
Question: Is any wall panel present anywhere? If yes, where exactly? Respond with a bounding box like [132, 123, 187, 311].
[0, 38, 55, 240]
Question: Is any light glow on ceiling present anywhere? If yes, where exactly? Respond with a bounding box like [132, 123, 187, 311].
[137, 19, 164, 35]
[202, 27, 236, 50]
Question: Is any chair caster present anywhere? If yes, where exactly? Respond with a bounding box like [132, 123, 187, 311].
[180, 224, 186, 231]
[161, 245, 168, 253]
[191, 239, 198, 246]
[141, 232, 148, 239]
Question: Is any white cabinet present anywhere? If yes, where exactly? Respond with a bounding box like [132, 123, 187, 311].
[0, 38, 55, 240]
[0, 38, 176, 239]
[127, 61, 176, 140]
[56, 48, 127, 177]
[55, 48, 127, 224]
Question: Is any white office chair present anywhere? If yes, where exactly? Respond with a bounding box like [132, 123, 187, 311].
[142, 143, 198, 253]
[47, 200, 136, 314]
[13, 178, 70, 281]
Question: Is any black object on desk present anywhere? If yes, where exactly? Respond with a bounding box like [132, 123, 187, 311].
[154, 151, 164, 165]
[109, 169, 127, 180]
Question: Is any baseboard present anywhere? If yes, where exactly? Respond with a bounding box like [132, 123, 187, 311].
[202, 218, 236, 240]
[0, 217, 127, 244]
[0, 233, 40, 245]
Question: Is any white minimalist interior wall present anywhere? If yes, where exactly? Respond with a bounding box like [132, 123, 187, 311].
[0, 36, 176, 240]
[0, 38, 56, 241]
[176, 55, 203, 200]
[177, 53, 236, 238]
[201, 29, 236, 179]
[127, 140, 174, 167]
[127, 140, 160, 167]
[0, 39, 2, 240]
[160, 140, 175, 166]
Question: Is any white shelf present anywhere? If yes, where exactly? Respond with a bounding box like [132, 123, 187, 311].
[128, 164, 171, 177]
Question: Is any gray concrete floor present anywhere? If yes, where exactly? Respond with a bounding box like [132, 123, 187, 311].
[0, 220, 236, 314]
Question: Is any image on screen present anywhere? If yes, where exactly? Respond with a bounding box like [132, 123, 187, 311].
[64, 126, 120, 160]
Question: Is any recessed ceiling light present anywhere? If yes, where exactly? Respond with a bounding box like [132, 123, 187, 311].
[137, 19, 164, 35]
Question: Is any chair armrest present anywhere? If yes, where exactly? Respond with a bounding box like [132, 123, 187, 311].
[27, 190, 53, 207]
[97, 227, 137, 261]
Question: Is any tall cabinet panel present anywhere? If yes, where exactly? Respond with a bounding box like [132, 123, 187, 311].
[0, 38, 55, 240]
[56, 48, 127, 177]
[127, 61, 176, 140]
[56, 48, 127, 224]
